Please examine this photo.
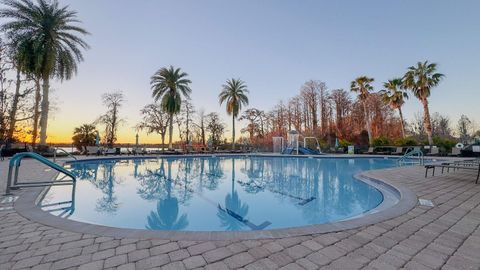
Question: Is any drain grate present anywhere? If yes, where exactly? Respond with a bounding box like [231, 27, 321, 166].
[419, 199, 434, 207]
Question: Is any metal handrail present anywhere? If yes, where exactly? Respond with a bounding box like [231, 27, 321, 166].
[53, 147, 77, 162]
[6, 152, 76, 194]
[397, 147, 424, 166]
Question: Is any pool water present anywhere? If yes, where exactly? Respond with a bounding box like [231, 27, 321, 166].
[41, 156, 397, 231]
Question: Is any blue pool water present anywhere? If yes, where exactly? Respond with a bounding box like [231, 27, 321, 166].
[41, 156, 398, 231]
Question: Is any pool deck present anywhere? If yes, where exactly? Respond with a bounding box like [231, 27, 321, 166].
[1, 155, 480, 270]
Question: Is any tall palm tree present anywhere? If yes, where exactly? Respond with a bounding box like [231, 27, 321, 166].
[379, 78, 408, 138]
[151, 66, 192, 150]
[0, 0, 90, 146]
[219, 78, 249, 150]
[403, 61, 444, 145]
[350, 76, 374, 145]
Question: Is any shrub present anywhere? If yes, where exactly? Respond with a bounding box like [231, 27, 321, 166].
[433, 136, 456, 152]
[372, 136, 391, 146]
[394, 137, 418, 146]
[339, 139, 353, 148]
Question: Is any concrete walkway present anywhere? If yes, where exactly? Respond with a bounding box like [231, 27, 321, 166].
[0, 157, 479, 270]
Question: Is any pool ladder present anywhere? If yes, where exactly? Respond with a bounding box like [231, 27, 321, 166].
[5, 152, 76, 195]
[397, 148, 425, 166]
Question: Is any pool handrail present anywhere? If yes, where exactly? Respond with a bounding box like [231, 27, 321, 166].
[53, 146, 77, 162]
[397, 147, 424, 166]
[6, 152, 76, 194]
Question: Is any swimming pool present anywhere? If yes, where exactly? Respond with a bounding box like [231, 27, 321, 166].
[40, 156, 399, 232]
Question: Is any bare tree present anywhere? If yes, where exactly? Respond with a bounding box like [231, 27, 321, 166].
[206, 112, 225, 146]
[192, 108, 207, 146]
[457, 115, 472, 143]
[330, 89, 351, 139]
[137, 103, 170, 151]
[97, 91, 124, 148]
[175, 99, 195, 144]
[239, 108, 267, 142]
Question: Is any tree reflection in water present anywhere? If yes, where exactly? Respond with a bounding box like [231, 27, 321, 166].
[66, 156, 383, 230]
[217, 159, 249, 231]
[136, 159, 168, 201]
[217, 191, 249, 230]
[95, 161, 121, 213]
[135, 159, 190, 230]
[146, 196, 188, 230]
[70, 161, 122, 214]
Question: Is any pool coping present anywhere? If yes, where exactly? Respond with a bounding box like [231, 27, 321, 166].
[13, 155, 418, 241]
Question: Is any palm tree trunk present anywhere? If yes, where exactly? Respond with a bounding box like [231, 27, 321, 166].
[422, 98, 434, 145]
[232, 115, 235, 150]
[362, 101, 373, 145]
[398, 107, 406, 139]
[39, 76, 50, 145]
[6, 68, 22, 143]
[31, 78, 41, 146]
[168, 113, 174, 150]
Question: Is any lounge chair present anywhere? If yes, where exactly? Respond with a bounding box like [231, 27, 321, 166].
[448, 147, 462, 157]
[104, 148, 117, 155]
[426, 146, 439, 156]
[375, 147, 392, 155]
[85, 146, 101, 156]
[392, 147, 403, 155]
[425, 159, 480, 183]
[365, 147, 375, 154]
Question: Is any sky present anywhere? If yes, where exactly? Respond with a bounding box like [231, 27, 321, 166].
[43, 0, 480, 144]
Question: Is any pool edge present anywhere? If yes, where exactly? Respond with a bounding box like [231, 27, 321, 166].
[13, 156, 418, 241]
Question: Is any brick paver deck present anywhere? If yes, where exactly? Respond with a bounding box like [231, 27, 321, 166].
[1, 157, 479, 270]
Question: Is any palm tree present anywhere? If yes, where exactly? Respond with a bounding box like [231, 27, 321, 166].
[379, 78, 408, 138]
[403, 61, 444, 145]
[151, 66, 192, 150]
[219, 79, 249, 150]
[0, 0, 90, 146]
[350, 76, 374, 145]
[72, 124, 97, 152]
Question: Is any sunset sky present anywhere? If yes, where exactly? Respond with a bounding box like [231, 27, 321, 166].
[45, 0, 480, 144]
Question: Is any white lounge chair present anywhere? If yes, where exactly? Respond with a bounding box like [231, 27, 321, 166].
[86, 146, 100, 156]
[448, 147, 461, 156]
[392, 147, 403, 155]
[104, 148, 117, 155]
[427, 146, 439, 156]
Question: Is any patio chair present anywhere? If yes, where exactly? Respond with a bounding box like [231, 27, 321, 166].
[85, 146, 100, 156]
[104, 148, 117, 155]
[392, 147, 403, 155]
[448, 147, 461, 157]
[426, 146, 439, 156]
[425, 160, 480, 184]
[366, 147, 375, 154]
